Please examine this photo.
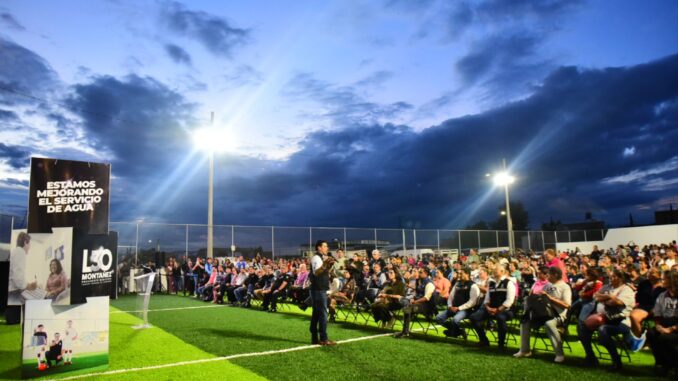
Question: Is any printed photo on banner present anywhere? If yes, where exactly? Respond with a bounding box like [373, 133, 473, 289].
[27, 157, 111, 235]
[8, 228, 73, 306]
[22, 296, 109, 379]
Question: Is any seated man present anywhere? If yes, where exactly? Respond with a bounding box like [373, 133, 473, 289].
[235, 267, 258, 307]
[262, 270, 290, 312]
[329, 270, 356, 322]
[45, 332, 63, 367]
[255, 267, 275, 301]
[469, 266, 516, 349]
[211, 265, 228, 304]
[225, 267, 247, 304]
[578, 268, 635, 371]
[514, 267, 572, 363]
[394, 267, 436, 338]
[436, 267, 480, 338]
[646, 269, 678, 376]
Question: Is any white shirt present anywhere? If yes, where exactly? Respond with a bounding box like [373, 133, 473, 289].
[447, 282, 481, 310]
[64, 326, 78, 346]
[311, 254, 323, 273]
[9, 247, 28, 292]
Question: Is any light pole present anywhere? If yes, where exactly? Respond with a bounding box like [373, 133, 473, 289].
[192, 112, 229, 259]
[489, 159, 515, 256]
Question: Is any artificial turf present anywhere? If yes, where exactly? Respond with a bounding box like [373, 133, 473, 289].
[0, 294, 665, 380]
[21, 353, 108, 379]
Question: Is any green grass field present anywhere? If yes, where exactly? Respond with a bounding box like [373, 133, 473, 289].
[21, 353, 108, 379]
[0, 294, 665, 380]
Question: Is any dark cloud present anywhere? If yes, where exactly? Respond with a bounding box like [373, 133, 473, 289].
[0, 109, 20, 122]
[65, 74, 196, 177]
[0, 143, 31, 169]
[0, 11, 25, 31]
[285, 72, 413, 125]
[435, 0, 583, 41]
[160, 1, 249, 57]
[455, 31, 549, 94]
[204, 54, 678, 228]
[164, 43, 192, 65]
[0, 37, 58, 105]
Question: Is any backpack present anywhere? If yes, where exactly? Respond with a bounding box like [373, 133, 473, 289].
[525, 294, 556, 325]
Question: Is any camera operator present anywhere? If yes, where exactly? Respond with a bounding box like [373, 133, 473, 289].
[309, 240, 337, 346]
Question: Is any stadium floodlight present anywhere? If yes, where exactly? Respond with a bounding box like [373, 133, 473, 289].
[488, 159, 516, 256]
[493, 172, 515, 187]
[192, 113, 229, 259]
[192, 128, 230, 153]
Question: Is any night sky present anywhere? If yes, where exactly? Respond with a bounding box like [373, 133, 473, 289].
[1, 0, 677, 229]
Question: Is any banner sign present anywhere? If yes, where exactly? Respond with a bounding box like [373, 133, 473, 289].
[22, 297, 109, 378]
[28, 158, 110, 235]
[8, 228, 73, 306]
[8, 228, 118, 306]
[70, 230, 118, 304]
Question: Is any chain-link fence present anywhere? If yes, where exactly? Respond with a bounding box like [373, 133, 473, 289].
[0, 212, 608, 268]
[108, 221, 608, 265]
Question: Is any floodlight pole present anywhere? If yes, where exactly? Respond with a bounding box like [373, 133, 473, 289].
[502, 158, 515, 256]
[207, 112, 215, 259]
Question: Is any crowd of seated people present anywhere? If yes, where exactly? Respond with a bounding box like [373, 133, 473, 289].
[148, 240, 677, 376]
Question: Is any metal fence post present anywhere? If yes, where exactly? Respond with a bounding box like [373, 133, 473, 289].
[495, 230, 499, 248]
[135, 222, 139, 266]
[402, 229, 406, 252]
[477, 230, 481, 250]
[568, 230, 572, 243]
[458, 230, 462, 253]
[185, 224, 188, 257]
[231, 226, 235, 254]
[527, 231, 531, 252]
[584, 230, 587, 242]
[374, 228, 378, 250]
[271, 226, 275, 260]
[541, 231, 545, 251]
[413, 230, 417, 252]
[309, 227, 312, 257]
[343, 228, 347, 252]
[437, 229, 440, 251]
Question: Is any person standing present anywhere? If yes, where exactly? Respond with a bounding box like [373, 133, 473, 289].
[309, 240, 336, 346]
[62, 320, 78, 365]
[9, 232, 37, 304]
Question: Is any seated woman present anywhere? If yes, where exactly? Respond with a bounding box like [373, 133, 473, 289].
[514, 267, 571, 363]
[329, 270, 356, 322]
[628, 268, 665, 351]
[290, 263, 309, 303]
[572, 267, 603, 325]
[45, 259, 68, 301]
[371, 268, 406, 329]
[578, 269, 635, 371]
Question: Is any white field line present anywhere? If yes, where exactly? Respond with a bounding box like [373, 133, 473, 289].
[48, 332, 394, 381]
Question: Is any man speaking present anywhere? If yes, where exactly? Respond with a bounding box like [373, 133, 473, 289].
[309, 240, 336, 346]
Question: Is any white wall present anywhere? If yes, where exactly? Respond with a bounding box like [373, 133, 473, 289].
[556, 224, 678, 253]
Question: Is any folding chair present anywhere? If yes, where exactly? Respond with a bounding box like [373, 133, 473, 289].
[530, 321, 572, 353]
[591, 331, 632, 363]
